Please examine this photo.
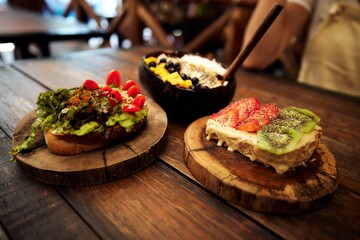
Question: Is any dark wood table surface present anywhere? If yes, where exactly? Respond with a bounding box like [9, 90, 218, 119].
[0, 4, 107, 59]
[0, 46, 359, 240]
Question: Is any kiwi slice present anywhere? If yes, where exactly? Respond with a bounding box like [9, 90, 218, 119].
[279, 107, 319, 133]
[272, 117, 316, 134]
[257, 125, 302, 155]
[293, 107, 320, 123]
[281, 106, 320, 123]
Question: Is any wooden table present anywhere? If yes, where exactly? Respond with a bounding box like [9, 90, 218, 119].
[0, 46, 359, 239]
[0, 5, 108, 59]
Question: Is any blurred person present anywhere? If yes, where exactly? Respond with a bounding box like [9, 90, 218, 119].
[242, 0, 360, 97]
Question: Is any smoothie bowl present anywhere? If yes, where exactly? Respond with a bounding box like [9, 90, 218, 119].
[139, 50, 236, 122]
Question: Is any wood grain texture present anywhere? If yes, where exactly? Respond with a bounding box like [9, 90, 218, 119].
[57, 162, 279, 240]
[184, 117, 337, 215]
[0, 66, 45, 137]
[12, 99, 167, 186]
[0, 130, 99, 239]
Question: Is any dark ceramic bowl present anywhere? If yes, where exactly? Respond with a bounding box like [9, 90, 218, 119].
[139, 50, 236, 122]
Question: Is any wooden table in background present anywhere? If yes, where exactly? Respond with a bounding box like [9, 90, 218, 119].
[0, 46, 359, 239]
[0, 5, 108, 59]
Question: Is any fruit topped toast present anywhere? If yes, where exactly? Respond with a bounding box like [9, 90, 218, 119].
[206, 97, 322, 174]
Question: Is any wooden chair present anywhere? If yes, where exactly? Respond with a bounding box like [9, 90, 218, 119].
[105, 0, 173, 48]
[63, 0, 102, 27]
[62, 1, 170, 49]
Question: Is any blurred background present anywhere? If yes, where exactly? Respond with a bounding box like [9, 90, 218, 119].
[0, 0, 236, 63]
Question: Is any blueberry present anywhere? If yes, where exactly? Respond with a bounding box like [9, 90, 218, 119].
[174, 63, 181, 72]
[159, 58, 166, 63]
[165, 61, 174, 69]
[148, 61, 156, 68]
[168, 67, 175, 73]
[180, 73, 188, 79]
[191, 77, 199, 85]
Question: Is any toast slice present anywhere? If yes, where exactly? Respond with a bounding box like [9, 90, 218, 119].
[206, 119, 322, 173]
[44, 118, 146, 155]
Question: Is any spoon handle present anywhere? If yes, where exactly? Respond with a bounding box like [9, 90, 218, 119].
[222, 2, 284, 81]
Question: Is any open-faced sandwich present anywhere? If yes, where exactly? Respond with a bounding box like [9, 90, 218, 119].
[11, 69, 148, 156]
[206, 97, 322, 174]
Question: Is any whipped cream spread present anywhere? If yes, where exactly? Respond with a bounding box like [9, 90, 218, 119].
[206, 119, 322, 173]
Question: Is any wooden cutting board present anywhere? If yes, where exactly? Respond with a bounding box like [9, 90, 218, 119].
[12, 99, 167, 187]
[184, 117, 337, 215]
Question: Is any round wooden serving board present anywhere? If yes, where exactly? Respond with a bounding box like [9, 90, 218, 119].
[12, 99, 167, 187]
[184, 117, 337, 215]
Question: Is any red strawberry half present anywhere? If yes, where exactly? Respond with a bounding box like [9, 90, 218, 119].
[211, 97, 261, 128]
[234, 97, 261, 124]
[236, 106, 270, 132]
[236, 119, 261, 132]
[211, 98, 279, 132]
[210, 105, 240, 128]
[262, 103, 280, 120]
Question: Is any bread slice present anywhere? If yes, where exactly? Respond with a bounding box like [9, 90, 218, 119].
[44, 119, 146, 155]
[206, 119, 322, 174]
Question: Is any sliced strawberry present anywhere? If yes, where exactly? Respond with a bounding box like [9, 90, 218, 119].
[123, 104, 140, 113]
[252, 108, 271, 125]
[106, 69, 121, 87]
[227, 97, 261, 111]
[235, 97, 262, 123]
[262, 103, 280, 121]
[83, 79, 99, 90]
[210, 102, 238, 127]
[211, 98, 279, 132]
[212, 97, 261, 128]
[122, 80, 137, 90]
[211, 103, 234, 119]
[133, 94, 146, 108]
[212, 110, 240, 128]
[110, 90, 123, 103]
[127, 85, 141, 97]
[236, 119, 261, 132]
[237, 109, 270, 132]
[101, 86, 112, 96]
